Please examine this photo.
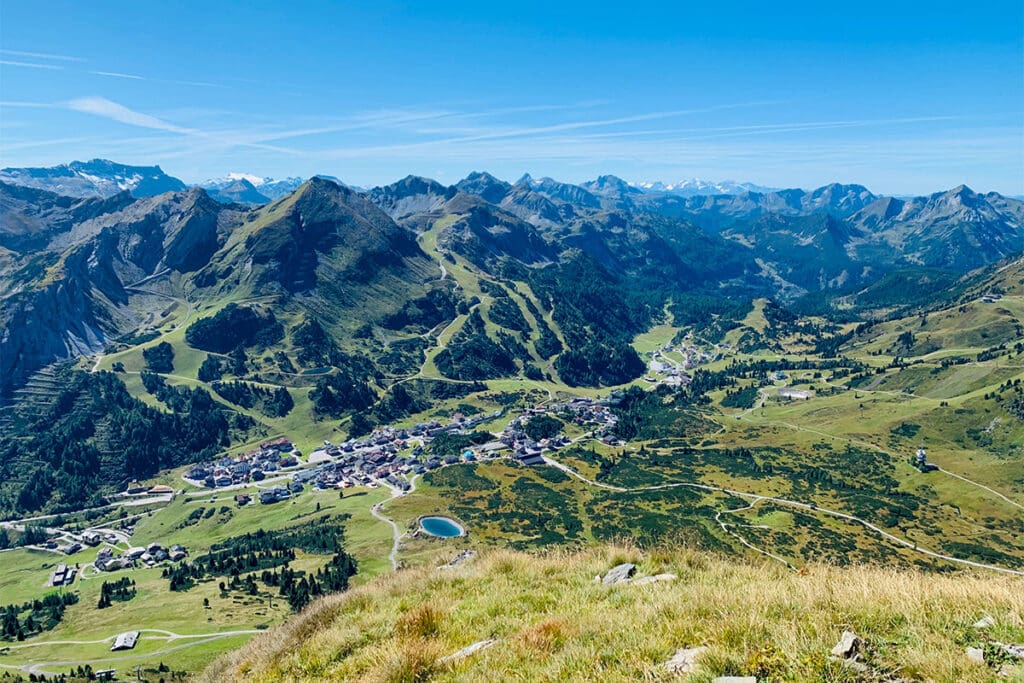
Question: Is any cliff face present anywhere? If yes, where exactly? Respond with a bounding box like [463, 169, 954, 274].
[1, 270, 105, 397]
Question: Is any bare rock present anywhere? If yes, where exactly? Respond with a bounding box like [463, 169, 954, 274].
[996, 642, 1024, 659]
[439, 638, 496, 663]
[439, 550, 476, 570]
[602, 562, 637, 585]
[663, 646, 706, 674]
[633, 573, 678, 586]
[966, 647, 985, 665]
[831, 630, 863, 659]
[839, 658, 870, 673]
[974, 615, 996, 629]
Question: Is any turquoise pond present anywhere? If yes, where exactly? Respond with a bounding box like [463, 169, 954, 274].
[419, 516, 465, 538]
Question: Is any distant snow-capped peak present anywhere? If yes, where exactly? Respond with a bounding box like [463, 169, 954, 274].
[632, 178, 776, 196]
[223, 172, 269, 186]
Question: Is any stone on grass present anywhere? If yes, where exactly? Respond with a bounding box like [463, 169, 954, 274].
[602, 563, 637, 585]
[663, 646, 706, 674]
[711, 677, 757, 683]
[439, 638, 496, 663]
[974, 615, 996, 629]
[633, 573, 678, 586]
[839, 658, 869, 673]
[831, 630, 863, 659]
[966, 647, 985, 665]
[996, 642, 1024, 659]
[439, 550, 476, 570]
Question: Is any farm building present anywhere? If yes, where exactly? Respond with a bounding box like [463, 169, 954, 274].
[111, 631, 139, 651]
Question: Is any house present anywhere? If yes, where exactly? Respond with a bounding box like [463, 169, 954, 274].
[259, 486, 290, 504]
[50, 564, 76, 587]
[517, 451, 546, 466]
[148, 484, 174, 495]
[111, 631, 139, 651]
[82, 531, 102, 546]
[235, 494, 251, 506]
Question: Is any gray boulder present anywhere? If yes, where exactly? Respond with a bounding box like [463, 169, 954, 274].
[439, 638, 496, 662]
[633, 573, 678, 586]
[602, 563, 637, 585]
[974, 615, 996, 629]
[663, 646, 706, 674]
[831, 630, 862, 659]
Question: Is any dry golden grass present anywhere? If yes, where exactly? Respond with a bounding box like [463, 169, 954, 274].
[200, 544, 1024, 682]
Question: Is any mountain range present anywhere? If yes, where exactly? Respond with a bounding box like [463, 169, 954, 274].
[631, 178, 777, 195]
[0, 159, 186, 198]
[2, 159, 1022, 399]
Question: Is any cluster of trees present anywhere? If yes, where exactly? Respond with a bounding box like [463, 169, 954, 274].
[487, 296, 530, 334]
[528, 256, 648, 387]
[291, 317, 344, 368]
[257, 549, 357, 611]
[1, 370, 233, 516]
[555, 343, 645, 387]
[96, 577, 135, 608]
[0, 526, 47, 550]
[185, 304, 284, 353]
[212, 381, 294, 417]
[381, 288, 459, 332]
[142, 341, 174, 373]
[1, 593, 78, 641]
[164, 518, 351, 592]
[309, 369, 377, 418]
[197, 355, 224, 382]
[522, 414, 563, 441]
[720, 386, 760, 409]
[435, 311, 517, 380]
[428, 431, 492, 457]
[377, 337, 430, 376]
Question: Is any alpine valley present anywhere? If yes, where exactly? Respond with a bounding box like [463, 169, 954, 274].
[1, 160, 1023, 681]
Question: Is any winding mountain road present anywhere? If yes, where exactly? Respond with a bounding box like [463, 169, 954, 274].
[544, 455, 1024, 576]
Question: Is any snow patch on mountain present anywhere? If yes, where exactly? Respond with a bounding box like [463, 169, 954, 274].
[633, 178, 777, 196]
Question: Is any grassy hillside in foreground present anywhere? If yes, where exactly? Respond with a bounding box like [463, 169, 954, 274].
[202, 545, 1024, 683]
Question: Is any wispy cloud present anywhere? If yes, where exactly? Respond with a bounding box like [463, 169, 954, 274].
[57, 96, 302, 157]
[0, 49, 82, 62]
[0, 59, 64, 70]
[65, 96, 196, 134]
[0, 100, 58, 108]
[90, 70, 146, 80]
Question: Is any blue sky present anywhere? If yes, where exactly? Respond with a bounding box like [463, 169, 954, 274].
[1, 1, 1022, 194]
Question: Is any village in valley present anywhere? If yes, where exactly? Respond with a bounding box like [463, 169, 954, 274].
[4, 293, 1023, 681]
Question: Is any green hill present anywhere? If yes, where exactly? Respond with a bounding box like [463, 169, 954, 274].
[202, 544, 1024, 682]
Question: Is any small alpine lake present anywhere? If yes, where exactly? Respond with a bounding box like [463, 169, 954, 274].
[419, 515, 465, 538]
